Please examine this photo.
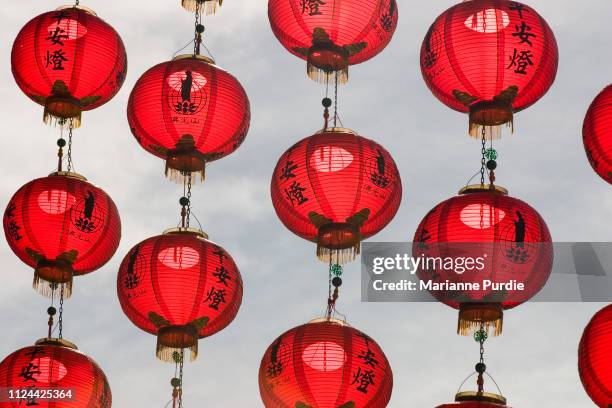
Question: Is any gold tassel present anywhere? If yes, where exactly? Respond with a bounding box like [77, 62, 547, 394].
[458, 303, 503, 336]
[468, 120, 513, 140]
[33, 275, 73, 299]
[181, 0, 221, 14]
[156, 342, 198, 363]
[164, 164, 206, 184]
[307, 63, 349, 84]
[316, 244, 360, 264]
[156, 325, 199, 363]
[43, 107, 82, 129]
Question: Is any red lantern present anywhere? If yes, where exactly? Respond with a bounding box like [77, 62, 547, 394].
[578, 304, 612, 407]
[436, 392, 510, 408]
[268, 0, 398, 83]
[413, 185, 552, 336]
[11, 6, 127, 127]
[420, 0, 558, 138]
[117, 228, 243, 362]
[181, 0, 222, 14]
[583, 85, 612, 185]
[127, 55, 250, 181]
[0, 338, 111, 407]
[259, 318, 393, 408]
[3, 172, 121, 298]
[270, 128, 402, 264]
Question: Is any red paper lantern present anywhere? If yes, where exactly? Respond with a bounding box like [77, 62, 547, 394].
[259, 318, 393, 408]
[420, 0, 558, 138]
[436, 392, 510, 408]
[127, 55, 250, 181]
[11, 6, 127, 127]
[413, 185, 552, 336]
[3, 172, 121, 298]
[181, 0, 222, 14]
[0, 338, 111, 408]
[268, 0, 398, 82]
[583, 85, 612, 185]
[578, 304, 612, 407]
[271, 128, 402, 263]
[117, 228, 243, 362]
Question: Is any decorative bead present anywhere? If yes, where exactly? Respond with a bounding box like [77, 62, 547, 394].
[475, 362, 487, 374]
[332, 277, 342, 287]
[474, 329, 488, 343]
[331, 264, 343, 277]
[179, 197, 190, 206]
[47, 307, 57, 316]
[172, 351, 183, 364]
[170, 377, 181, 387]
[57, 138, 66, 148]
[322, 98, 332, 108]
[486, 160, 497, 171]
[484, 148, 498, 161]
[196, 24, 205, 34]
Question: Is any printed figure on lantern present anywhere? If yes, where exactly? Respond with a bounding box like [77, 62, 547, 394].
[412, 184, 553, 336]
[3, 172, 121, 298]
[259, 318, 393, 408]
[128, 55, 250, 182]
[583, 84, 612, 185]
[268, 0, 398, 83]
[117, 228, 243, 362]
[11, 6, 127, 127]
[420, 0, 558, 139]
[271, 128, 402, 264]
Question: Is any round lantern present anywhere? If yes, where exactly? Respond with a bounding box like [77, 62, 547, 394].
[117, 228, 243, 362]
[259, 318, 393, 407]
[181, 0, 222, 14]
[578, 304, 612, 407]
[11, 6, 127, 127]
[0, 338, 111, 407]
[420, 0, 558, 139]
[412, 185, 552, 336]
[437, 391, 510, 408]
[583, 84, 612, 185]
[268, 0, 398, 83]
[270, 128, 402, 264]
[3, 172, 121, 298]
[127, 55, 250, 182]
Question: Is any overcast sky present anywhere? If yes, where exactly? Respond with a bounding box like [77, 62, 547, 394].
[1, 1, 611, 407]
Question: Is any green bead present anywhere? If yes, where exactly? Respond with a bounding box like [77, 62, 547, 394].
[172, 351, 183, 363]
[474, 329, 488, 343]
[331, 264, 343, 277]
[484, 148, 498, 161]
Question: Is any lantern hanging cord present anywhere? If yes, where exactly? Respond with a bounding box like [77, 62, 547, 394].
[58, 284, 65, 339]
[46, 290, 57, 338]
[474, 322, 487, 393]
[180, 174, 193, 228]
[170, 350, 185, 408]
[325, 261, 344, 321]
[66, 120, 74, 173]
[480, 127, 486, 188]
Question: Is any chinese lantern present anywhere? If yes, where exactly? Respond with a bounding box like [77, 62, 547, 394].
[268, 0, 398, 83]
[11, 6, 127, 127]
[127, 55, 250, 182]
[117, 228, 243, 362]
[583, 84, 612, 185]
[3, 172, 121, 298]
[578, 304, 612, 407]
[181, 0, 222, 14]
[259, 318, 393, 407]
[0, 338, 111, 407]
[436, 392, 510, 408]
[412, 185, 552, 336]
[270, 128, 402, 264]
[420, 0, 558, 138]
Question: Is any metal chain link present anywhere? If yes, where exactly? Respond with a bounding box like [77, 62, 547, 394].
[333, 72, 339, 128]
[67, 120, 74, 173]
[178, 350, 185, 408]
[186, 175, 192, 228]
[193, 2, 202, 56]
[480, 127, 486, 188]
[58, 284, 64, 339]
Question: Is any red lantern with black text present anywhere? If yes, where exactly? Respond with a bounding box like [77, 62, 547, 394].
[578, 304, 612, 408]
[0, 338, 111, 408]
[117, 228, 243, 362]
[3, 172, 121, 298]
[271, 128, 402, 264]
[259, 318, 393, 408]
[413, 185, 552, 336]
[583, 84, 612, 185]
[11, 6, 127, 127]
[420, 0, 558, 138]
[268, 0, 398, 83]
[127, 55, 250, 181]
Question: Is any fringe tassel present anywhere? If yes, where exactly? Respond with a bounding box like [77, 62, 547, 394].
[468, 121, 513, 140]
[316, 244, 360, 265]
[181, 0, 221, 14]
[458, 304, 504, 337]
[156, 343, 198, 363]
[307, 63, 349, 84]
[33, 275, 73, 299]
[164, 164, 205, 184]
[43, 108, 82, 129]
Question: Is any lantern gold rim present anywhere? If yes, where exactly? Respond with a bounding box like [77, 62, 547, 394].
[163, 227, 209, 240]
[458, 184, 508, 196]
[48, 171, 88, 181]
[308, 317, 349, 326]
[35, 337, 79, 350]
[55, 5, 98, 16]
[455, 391, 507, 405]
[316, 127, 357, 135]
[172, 54, 216, 65]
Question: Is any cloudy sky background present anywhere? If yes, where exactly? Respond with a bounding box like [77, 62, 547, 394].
[1, 0, 611, 406]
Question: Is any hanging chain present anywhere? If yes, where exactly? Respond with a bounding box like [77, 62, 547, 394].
[66, 120, 74, 173]
[474, 322, 488, 393]
[333, 71, 339, 128]
[178, 350, 185, 408]
[193, 2, 203, 56]
[186, 174, 192, 228]
[58, 284, 65, 339]
[480, 126, 486, 188]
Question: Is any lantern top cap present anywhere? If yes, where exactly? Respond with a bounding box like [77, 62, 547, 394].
[173, 54, 216, 65]
[308, 317, 349, 326]
[458, 184, 508, 196]
[163, 227, 209, 240]
[55, 5, 97, 16]
[35, 337, 79, 350]
[48, 171, 88, 181]
[455, 391, 507, 405]
[316, 127, 357, 136]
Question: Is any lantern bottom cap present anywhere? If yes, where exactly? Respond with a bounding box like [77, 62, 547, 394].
[181, 0, 222, 15]
[458, 303, 504, 336]
[316, 222, 361, 264]
[455, 391, 507, 405]
[44, 95, 82, 129]
[469, 100, 514, 140]
[304, 42, 350, 84]
[34, 260, 74, 299]
[157, 325, 200, 363]
[165, 135, 207, 183]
